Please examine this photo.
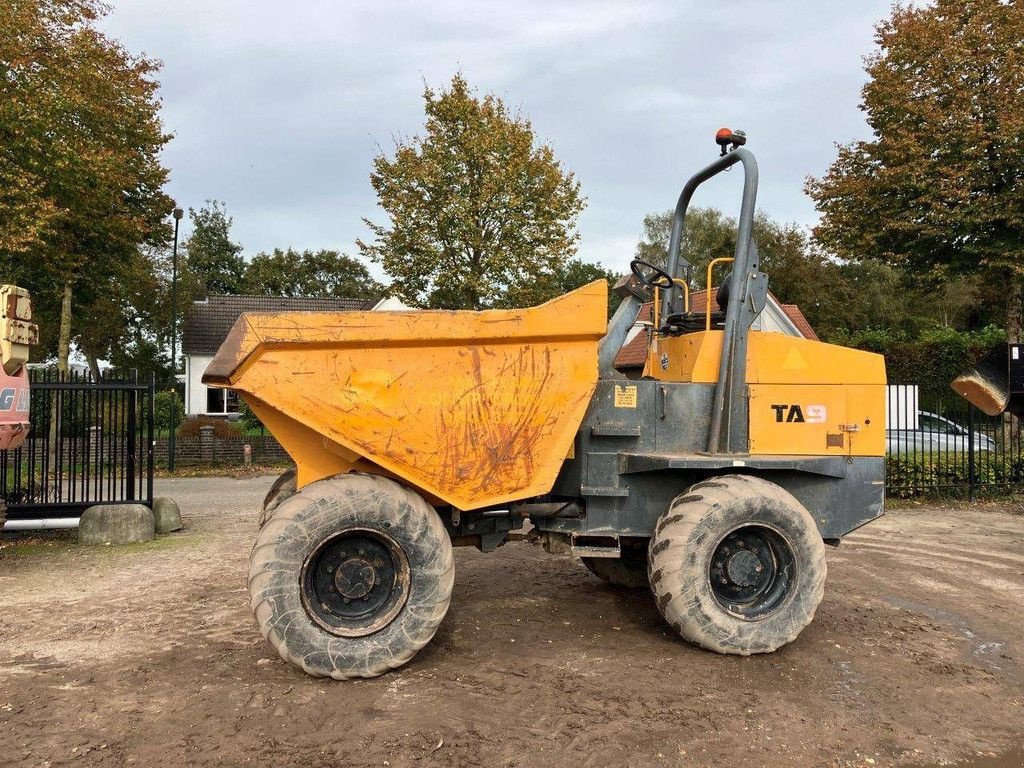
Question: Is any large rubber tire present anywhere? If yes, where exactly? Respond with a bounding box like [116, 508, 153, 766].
[249, 473, 454, 679]
[582, 552, 648, 589]
[648, 474, 826, 655]
[259, 467, 297, 527]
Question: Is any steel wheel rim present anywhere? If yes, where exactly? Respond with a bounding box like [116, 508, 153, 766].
[708, 523, 796, 620]
[300, 527, 411, 637]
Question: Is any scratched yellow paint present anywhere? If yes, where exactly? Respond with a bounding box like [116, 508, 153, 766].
[203, 282, 608, 510]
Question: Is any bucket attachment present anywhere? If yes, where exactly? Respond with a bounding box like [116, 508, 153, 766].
[202, 282, 609, 509]
[951, 343, 1024, 418]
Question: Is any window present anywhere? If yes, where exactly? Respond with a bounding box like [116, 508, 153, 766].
[206, 387, 224, 414]
[205, 387, 240, 414]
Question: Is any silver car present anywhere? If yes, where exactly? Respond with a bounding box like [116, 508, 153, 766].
[886, 411, 996, 455]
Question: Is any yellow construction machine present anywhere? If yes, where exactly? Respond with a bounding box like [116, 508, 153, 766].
[0, 285, 38, 532]
[205, 130, 886, 679]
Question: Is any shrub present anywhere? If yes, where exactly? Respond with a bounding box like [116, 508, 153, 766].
[842, 325, 1007, 395]
[154, 390, 184, 433]
[886, 452, 1024, 498]
[239, 401, 264, 432]
[177, 415, 243, 439]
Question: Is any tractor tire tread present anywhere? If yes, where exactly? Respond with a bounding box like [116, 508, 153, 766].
[259, 467, 297, 527]
[248, 472, 453, 679]
[648, 474, 826, 655]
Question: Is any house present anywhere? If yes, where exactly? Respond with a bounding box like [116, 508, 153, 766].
[182, 294, 377, 416]
[614, 288, 818, 376]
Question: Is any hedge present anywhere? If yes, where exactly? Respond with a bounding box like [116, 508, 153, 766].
[832, 325, 1006, 394]
[886, 452, 1024, 498]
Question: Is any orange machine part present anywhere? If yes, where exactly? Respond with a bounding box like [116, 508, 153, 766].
[203, 282, 609, 510]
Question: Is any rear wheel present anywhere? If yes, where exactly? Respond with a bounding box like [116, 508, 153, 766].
[249, 473, 454, 679]
[647, 474, 826, 655]
[259, 467, 296, 527]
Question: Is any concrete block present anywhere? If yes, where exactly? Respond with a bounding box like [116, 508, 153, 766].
[78, 503, 155, 545]
[153, 497, 183, 533]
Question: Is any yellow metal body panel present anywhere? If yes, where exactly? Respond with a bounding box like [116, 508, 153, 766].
[203, 282, 608, 510]
[748, 384, 885, 456]
[645, 330, 886, 457]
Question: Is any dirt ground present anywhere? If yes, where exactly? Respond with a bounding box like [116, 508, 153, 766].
[1, 476, 1023, 768]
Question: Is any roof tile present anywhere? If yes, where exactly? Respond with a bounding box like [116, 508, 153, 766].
[780, 304, 819, 341]
[183, 294, 376, 356]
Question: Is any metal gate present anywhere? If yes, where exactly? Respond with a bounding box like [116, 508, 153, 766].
[886, 382, 1024, 498]
[0, 370, 154, 522]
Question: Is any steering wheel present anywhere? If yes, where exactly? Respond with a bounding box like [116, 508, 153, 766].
[630, 259, 675, 290]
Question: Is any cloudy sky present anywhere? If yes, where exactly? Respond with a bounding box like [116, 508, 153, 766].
[100, 0, 894, 278]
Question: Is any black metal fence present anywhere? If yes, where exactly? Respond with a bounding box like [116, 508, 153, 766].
[886, 384, 1024, 498]
[7, 371, 1021, 505]
[0, 370, 155, 521]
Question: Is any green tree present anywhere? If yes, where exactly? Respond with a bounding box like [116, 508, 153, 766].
[239, 401, 263, 432]
[632, 206, 969, 341]
[0, 0, 173, 375]
[183, 200, 245, 297]
[635, 207, 734, 285]
[819, 260, 923, 340]
[357, 74, 586, 310]
[243, 248, 383, 298]
[806, 0, 1024, 341]
[635, 206, 831, 309]
[75, 245, 174, 379]
[501, 258, 623, 317]
[154, 389, 185, 434]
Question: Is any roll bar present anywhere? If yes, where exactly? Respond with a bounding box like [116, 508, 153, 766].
[661, 146, 758, 318]
[661, 135, 763, 454]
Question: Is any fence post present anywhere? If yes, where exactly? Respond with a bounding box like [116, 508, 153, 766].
[968, 404, 976, 502]
[200, 425, 215, 463]
[126, 371, 137, 501]
[146, 373, 154, 506]
[168, 408, 177, 472]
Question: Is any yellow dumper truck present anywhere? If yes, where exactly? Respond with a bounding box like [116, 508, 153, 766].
[205, 131, 886, 679]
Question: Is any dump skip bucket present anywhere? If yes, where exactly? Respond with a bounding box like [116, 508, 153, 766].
[203, 281, 609, 510]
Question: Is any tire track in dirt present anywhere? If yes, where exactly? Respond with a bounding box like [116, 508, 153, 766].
[1, 480, 1023, 767]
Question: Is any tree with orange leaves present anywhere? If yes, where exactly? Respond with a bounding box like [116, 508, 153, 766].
[807, 0, 1024, 340]
[0, 0, 172, 371]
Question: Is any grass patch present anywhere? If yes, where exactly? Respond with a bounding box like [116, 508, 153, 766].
[0, 528, 200, 557]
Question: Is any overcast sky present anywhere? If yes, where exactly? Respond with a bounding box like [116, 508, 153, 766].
[100, 0, 894, 278]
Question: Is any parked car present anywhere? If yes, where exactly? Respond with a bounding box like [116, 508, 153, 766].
[886, 411, 996, 455]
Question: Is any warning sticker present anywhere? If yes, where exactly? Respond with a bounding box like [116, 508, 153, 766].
[614, 384, 638, 408]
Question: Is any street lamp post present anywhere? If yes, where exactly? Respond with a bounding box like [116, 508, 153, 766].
[169, 207, 184, 472]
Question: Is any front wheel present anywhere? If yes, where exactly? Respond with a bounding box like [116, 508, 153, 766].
[249, 473, 454, 679]
[648, 474, 826, 655]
